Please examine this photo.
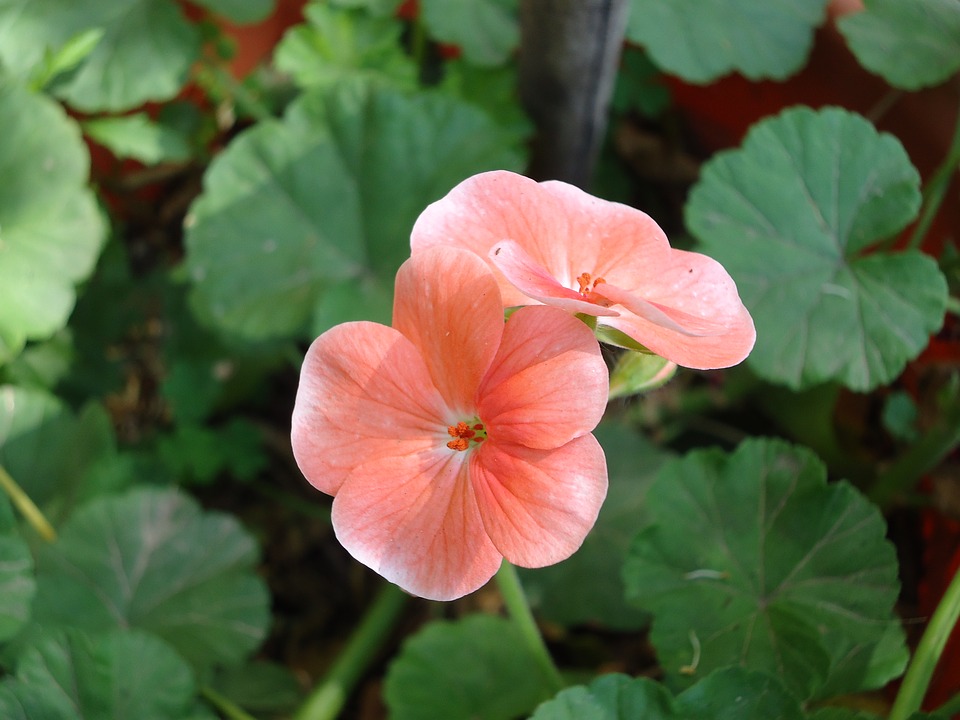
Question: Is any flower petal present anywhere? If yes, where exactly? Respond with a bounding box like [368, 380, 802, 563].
[291, 321, 448, 496]
[488, 241, 619, 317]
[471, 435, 608, 568]
[332, 450, 502, 601]
[393, 247, 504, 416]
[478, 306, 608, 450]
[595, 249, 757, 369]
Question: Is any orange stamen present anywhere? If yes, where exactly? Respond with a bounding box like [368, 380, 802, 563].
[446, 420, 486, 452]
[577, 272, 606, 297]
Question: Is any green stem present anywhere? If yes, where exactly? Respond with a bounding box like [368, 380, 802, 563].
[294, 583, 408, 720]
[934, 690, 960, 717]
[889, 564, 960, 720]
[946, 296, 960, 317]
[0, 464, 56, 542]
[200, 685, 260, 720]
[495, 561, 565, 694]
[907, 98, 960, 250]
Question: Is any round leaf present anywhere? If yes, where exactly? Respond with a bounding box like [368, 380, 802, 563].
[184, 80, 524, 340]
[838, 0, 960, 90]
[530, 675, 677, 720]
[687, 106, 943, 391]
[625, 0, 830, 82]
[32, 487, 270, 671]
[0, 0, 201, 111]
[623, 438, 905, 700]
[192, 0, 275, 24]
[384, 615, 553, 720]
[0, 492, 34, 643]
[0, 80, 105, 362]
[420, 0, 519, 67]
[12, 629, 196, 720]
[676, 668, 803, 720]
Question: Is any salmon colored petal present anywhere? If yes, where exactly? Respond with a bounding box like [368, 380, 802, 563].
[478, 306, 607, 450]
[595, 249, 757, 369]
[332, 450, 502, 601]
[393, 247, 503, 415]
[291, 321, 448, 496]
[471, 435, 607, 568]
[488, 241, 619, 317]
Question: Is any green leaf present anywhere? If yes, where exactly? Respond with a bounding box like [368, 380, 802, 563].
[838, 0, 960, 90]
[0, 386, 116, 517]
[384, 615, 554, 720]
[530, 674, 677, 720]
[12, 628, 196, 720]
[156, 419, 267, 485]
[622, 438, 906, 700]
[184, 80, 524, 340]
[0, 80, 105, 363]
[210, 660, 303, 714]
[612, 47, 671, 118]
[83, 113, 192, 164]
[625, 0, 830, 83]
[275, 2, 417, 90]
[807, 710, 881, 720]
[0, 491, 34, 643]
[687, 106, 944, 391]
[32, 487, 270, 671]
[331, 0, 404, 17]
[531, 668, 803, 720]
[28, 28, 104, 92]
[520, 423, 668, 630]
[0, 0, 201, 112]
[0, 680, 67, 720]
[192, 0, 275, 24]
[420, 0, 519, 67]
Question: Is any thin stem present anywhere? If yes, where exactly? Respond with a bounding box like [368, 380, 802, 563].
[907, 97, 960, 250]
[294, 583, 408, 720]
[0, 465, 56, 542]
[946, 296, 960, 317]
[495, 560, 565, 694]
[200, 685, 260, 720]
[935, 690, 960, 717]
[889, 565, 960, 720]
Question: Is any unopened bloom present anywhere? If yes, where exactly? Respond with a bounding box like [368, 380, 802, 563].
[411, 170, 755, 370]
[291, 247, 608, 601]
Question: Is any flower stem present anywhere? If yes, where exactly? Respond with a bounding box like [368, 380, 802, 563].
[294, 583, 408, 720]
[495, 561, 565, 694]
[0, 464, 56, 542]
[907, 97, 960, 251]
[200, 685, 260, 720]
[889, 563, 960, 720]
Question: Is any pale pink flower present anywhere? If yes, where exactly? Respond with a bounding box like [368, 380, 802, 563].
[411, 170, 755, 370]
[291, 247, 608, 601]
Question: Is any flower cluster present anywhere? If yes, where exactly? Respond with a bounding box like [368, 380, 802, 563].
[292, 171, 754, 601]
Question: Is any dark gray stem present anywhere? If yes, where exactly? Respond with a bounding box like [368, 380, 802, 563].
[518, 0, 629, 189]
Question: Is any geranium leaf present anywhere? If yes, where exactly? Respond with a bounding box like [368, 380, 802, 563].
[687, 106, 944, 391]
[11, 629, 196, 720]
[420, 0, 519, 67]
[519, 423, 668, 630]
[184, 80, 524, 340]
[625, 0, 830, 82]
[82, 113, 192, 164]
[676, 668, 803, 720]
[838, 0, 960, 90]
[0, 681, 66, 720]
[384, 615, 553, 720]
[192, 0, 275, 24]
[0, 0, 201, 111]
[0, 80, 105, 363]
[275, 2, 417, 90]
[0, 491, 34, 643]
[623, 438, 906, 700]
[530, 674, 677, 720]
[31, 487, 270, 671]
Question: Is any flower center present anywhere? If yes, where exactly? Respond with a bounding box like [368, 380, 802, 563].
[576, 272, 606, 297]
[446, 420, 487, 451]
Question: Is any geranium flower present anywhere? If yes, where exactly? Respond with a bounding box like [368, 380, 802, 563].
[411, 170, 755, 370]
[291, 246, 608, 601]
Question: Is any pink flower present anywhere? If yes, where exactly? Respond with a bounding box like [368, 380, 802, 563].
[411, 170, 755, 370]
[291, 246, 609, 601]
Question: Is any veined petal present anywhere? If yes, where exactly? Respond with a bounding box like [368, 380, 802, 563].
[393, 247, 504, 416]
[478, 306, 608, 450]
[471, 436, 607, 568]
[332, 450, 502, 601]
[596, 249, 757, 369]
[291, 321, 448, 496]
[489, 241, 619, 317]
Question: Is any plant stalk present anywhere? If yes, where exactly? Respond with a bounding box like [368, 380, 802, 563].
[889, 564, 960, 720]
[495, 560, 565, 694]
[907, 97, 960, 250]
[0, 464, 56, 542]
[294, 582, 408, 720]
[200, 685, 260, 720]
